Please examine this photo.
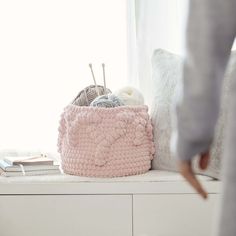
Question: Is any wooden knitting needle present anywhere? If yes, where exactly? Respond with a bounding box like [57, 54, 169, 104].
[102, 63, 107, 94]
[89, 63, 100, 96]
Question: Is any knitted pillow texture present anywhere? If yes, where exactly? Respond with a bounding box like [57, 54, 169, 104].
[150, 49, 236, 179]
[58, 105, 155, 178]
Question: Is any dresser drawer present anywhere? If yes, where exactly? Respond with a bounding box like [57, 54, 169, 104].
[0, 195, 132, 236]
[133, 194, 219, 236]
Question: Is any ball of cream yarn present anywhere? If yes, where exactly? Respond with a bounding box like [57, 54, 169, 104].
[90, 93, 124, 108]
[113, 86, 144, 106]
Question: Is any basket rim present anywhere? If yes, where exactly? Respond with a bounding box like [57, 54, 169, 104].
[65, 104, 149, 112]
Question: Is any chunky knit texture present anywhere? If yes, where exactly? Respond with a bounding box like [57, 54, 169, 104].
[58, 104, 155, 177]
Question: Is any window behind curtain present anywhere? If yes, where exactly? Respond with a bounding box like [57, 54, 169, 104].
[0, 0, 127, 152]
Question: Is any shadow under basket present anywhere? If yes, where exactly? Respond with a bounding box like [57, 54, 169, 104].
[58, 104, 155, 178]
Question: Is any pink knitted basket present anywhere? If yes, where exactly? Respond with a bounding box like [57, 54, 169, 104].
[58, 104, 155, 178]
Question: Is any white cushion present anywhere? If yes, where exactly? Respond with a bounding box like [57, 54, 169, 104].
[150, 49, 236, 179]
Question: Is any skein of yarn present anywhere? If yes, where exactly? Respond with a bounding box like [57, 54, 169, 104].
[90, 93, 124, 108]
[72, 85, 111, 106]
[113, 86, 144, 106]
[72, 63, 112, 106]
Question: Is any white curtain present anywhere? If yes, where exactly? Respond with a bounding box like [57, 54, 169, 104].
[127, 0, 188, 105]
[0, 0, 128, 152]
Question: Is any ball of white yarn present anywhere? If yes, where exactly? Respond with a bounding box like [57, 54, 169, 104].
[113, 86, 144, 106]
[90, 93, 124, 108]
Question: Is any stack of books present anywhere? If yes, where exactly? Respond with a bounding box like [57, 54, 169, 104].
[0, 155, 61, 177]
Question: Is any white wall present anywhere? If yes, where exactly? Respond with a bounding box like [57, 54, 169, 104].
[0, 0, 127, 152]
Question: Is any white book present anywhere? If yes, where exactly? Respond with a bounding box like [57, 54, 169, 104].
[0, 160, 60, 172]
[4, 155, 54, 166]
[0, 168, 61, 177]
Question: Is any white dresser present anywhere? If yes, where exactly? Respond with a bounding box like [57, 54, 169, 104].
[0, 170, 220, 236]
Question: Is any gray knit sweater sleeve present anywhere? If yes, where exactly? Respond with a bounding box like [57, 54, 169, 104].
[171, 0, 236, 161]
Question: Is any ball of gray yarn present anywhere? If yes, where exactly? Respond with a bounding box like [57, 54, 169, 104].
[90, 93, 124, 108]
[72, 85, 111, 106]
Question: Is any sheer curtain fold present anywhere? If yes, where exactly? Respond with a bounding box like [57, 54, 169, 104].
[127, 0, 188, 105]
